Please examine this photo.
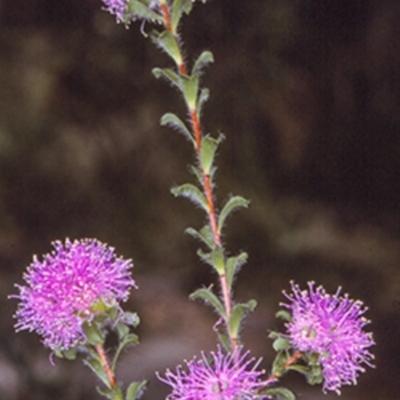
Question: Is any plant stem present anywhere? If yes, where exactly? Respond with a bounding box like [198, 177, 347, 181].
[159, 0, 236, 353]
[96, 343, 117, 389]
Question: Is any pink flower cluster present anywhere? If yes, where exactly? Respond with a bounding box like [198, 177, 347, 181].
[283, 281, 375, 394]
[12, 238, 135, 351]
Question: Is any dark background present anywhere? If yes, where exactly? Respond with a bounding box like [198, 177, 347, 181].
[0, 0, 399, 399]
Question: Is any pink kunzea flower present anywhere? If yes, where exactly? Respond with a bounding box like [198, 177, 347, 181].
[12, 238, 136, 351]
[283, 281, 374, 394]
[158, 346, 268, 400]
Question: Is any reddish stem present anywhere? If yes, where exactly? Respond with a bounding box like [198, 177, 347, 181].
[158, 0, 232, 352]
[160, 2, 172, 32]
[203, 173, 221, 246]
[160, 1, 187, 74]
[190, 109, 202, 152]
[95, 344, 116, 389]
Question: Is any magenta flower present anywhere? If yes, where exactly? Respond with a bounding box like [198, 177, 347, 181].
[12, 238, 136, 351]
[158, 346, 268, 400]
[282, 281, 374, 394]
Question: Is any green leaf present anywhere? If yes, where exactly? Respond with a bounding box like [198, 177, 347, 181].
[307, 364, 323, 385]
[83, 321, 104, 346]
[171, 183, 208, 212]
[84, 357, 110, 389]
[197, 88, 210, 114]
[115, 322, 130, 340]
[272, 336, 291, 352]
[171, 0, 194, 31]
[271, 350, 290, 377]
[225, 252, 248, 290]
[190, 287, 225, 318]
[152, 30, 182, 66]
[287, 364, 309, 375]
[264, 387, 296, 400]
[97, 385, 124, 400]
[200, 134, 222, 175]
[229, 300, 257, 338]
[126, 380, 147, 400]
[125, 0, 164, 23]
[192, 51, 214, 76]
[121, 311, 140, 328]
[197, 248, 224, 274]
[218, 196, 250, 234]
[161, 112, 194, 144]
[152, 68, 180, 89]
[181, 74, 199, 110]
[189, 165, 203, 186]
[217, 331, 231, 352]
[275, 309, 292, 322]
[185, 225, 215, 250]
[268, 330, 280, 340]
[112, 333, 140, 371]
[63, 347, 78, 360]
[305, 352, 320, 367]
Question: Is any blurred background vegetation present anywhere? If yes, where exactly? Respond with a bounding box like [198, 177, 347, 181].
[0, 0, 399, 399]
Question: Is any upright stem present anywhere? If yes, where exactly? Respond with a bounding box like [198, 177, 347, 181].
[159, 0, 236, 353]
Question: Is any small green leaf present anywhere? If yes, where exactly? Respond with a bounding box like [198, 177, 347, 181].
[200, 134, 222, 175]
[181, 74, 199, 110]
[211, 247, 225, 274]
[226, 252, 248, 290]
[116, 322, 130, 340]
[192, 51, 214, 76]
[112, 333, 140, 371]
[287, 364, 309, 375]
[268, 331, 280, 340]
[217, 331, 231, 352]
[152, 30, 182, 67]
[264, 387, 296, 400]
[171, 183, 208, 212]
[121, 311, 140, 328]
[189, 165, 203, 186]
[63, 347, 78, 360]
[125, 0, 164, 23]
[190, 287, 225, 318]
[218, 196, 250, 234]
[197, 88, 210, 114]
[161, 112, 194, 143]
[83, 321, 104, 346]
[126, 380, 147, 400]
[171, 0, 194, 31]
[275, 309, 292, 322]
[97, 385, 124, 400]
[307, 364, 323, 385]
[229, 300, 257, 338]
[84, 357, 110, 389]
[305, 352, 320, 367]
[197, 248, 224, 274]
[185, 225, 215, 250]
[271, 350, 290, 377]
[91, 297, 109, 313]
[272, 336, 291, 352]
[152, 67, 180, 89]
